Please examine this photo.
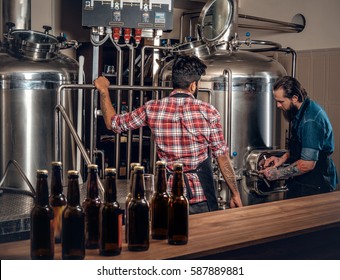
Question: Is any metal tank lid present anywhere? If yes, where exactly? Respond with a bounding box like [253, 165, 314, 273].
[4, 29, 60, 61]
[172, 0, 237, 57]
[172, 40, 213, 57]
[197, 0, 237, 45]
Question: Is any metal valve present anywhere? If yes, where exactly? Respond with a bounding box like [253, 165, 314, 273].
[43, 25, 52, 34]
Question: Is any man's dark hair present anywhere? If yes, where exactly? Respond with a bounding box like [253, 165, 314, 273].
[172, 55, 207, 89]
[273, 76, 307, 102]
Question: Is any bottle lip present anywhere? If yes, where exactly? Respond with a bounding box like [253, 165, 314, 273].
[87, 164, 98, 170]
[130, 162, 141, 169]
[37, 169, 48, 175]
[134, 165, 145, 172]
[68, 170, 79, 176]
[105, 167, 116, 174]
[173, 162, 183, 169]
[156, 160, 167, 166]
[51, 161, 62, 166]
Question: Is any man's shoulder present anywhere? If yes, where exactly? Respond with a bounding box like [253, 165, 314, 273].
[307, 100, 328, 118]
[303, 99, 332, 127]
[195, 99, 218, 110]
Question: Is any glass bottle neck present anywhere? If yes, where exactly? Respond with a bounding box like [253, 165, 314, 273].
[172, 171, 184, 197]
[51, 166, 63, 195]
[36, 177, 49, 206]
[132, 171, 145, 199]
[156, 167, 167, 193]
[104, 175, 117, 203]
[87, 171, 99, 198]
[129, 171, 135, 193]
[67, 177, 80, 206]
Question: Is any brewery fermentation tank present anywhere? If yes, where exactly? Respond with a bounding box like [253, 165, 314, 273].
[0, 29, 79, 190]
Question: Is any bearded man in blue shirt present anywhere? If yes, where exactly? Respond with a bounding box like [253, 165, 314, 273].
[261, 76, 338, 198]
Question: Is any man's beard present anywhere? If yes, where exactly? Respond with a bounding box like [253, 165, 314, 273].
[282, 103, 299, 122]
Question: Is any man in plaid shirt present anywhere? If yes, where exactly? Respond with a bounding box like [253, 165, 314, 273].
[95, 55, 242, 214]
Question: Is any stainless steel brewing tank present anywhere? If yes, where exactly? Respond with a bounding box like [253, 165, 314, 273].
[160, 50, 287, 175]
[0, 42, 79, 190]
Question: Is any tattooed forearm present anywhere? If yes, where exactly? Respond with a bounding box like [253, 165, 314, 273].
[280, 163, 301, 178]
[219, 158, 238, 194]
[221, 160, 236, 180]
[264, 163, 301, 181]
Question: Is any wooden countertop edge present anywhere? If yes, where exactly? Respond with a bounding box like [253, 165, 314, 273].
[169, 221, 340, 260]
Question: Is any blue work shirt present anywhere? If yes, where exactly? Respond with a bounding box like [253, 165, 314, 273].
[291, 98, 338, 189]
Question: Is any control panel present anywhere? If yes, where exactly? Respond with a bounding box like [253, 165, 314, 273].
[82, 0, 173, 30]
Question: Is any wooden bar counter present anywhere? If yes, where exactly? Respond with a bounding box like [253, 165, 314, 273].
[1, 191, 340, 260]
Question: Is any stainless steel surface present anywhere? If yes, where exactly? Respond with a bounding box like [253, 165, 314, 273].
[0, 160, 35, 197]
[277, 47, 297, 78]
[54, 104, 91, 166]
[91, 37, 100, 164]
[106, 37, 124, 181]
[5, 30, 60, 60]
[2, 0, 31, 33]
[127, 45, 136, 178]
[0, 30, 79, 191]
[172, 40, 213, 57]
[198, 0, 237, 44]
[238, 13, 305, 33]
[178, 1, 305, 44]
[179, 10, 201, 43]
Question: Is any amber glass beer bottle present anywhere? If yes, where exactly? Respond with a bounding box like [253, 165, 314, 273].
[30, 170, 54, 259]
[151, 161, 169, 239]
[99, 168, 122, 256]
[82, 164, 102, 249]
[128, 165, 150, 251]
[62, 170, 85, 260]
[49, 161, 66, 244]
[168, 163, 189, 245]
[125, 162, 140, 243]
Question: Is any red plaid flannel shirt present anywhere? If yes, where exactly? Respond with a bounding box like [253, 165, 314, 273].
[111, 90, 228, 204]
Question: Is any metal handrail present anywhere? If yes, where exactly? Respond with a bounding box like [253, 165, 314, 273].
[54, 103, 105, 193]
[223, 68, 233, 157]
[55, 83, 173, 181]
[0, 160, 36, 197]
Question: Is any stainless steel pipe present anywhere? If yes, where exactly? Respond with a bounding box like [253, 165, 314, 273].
[238, 13, 305, 33]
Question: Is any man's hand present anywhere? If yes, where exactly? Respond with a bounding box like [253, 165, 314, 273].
[229, 194, 243, 208]
[263, 156, 281, 168]
[94, 76, 110, 93]
[263, 152, 289, 168]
